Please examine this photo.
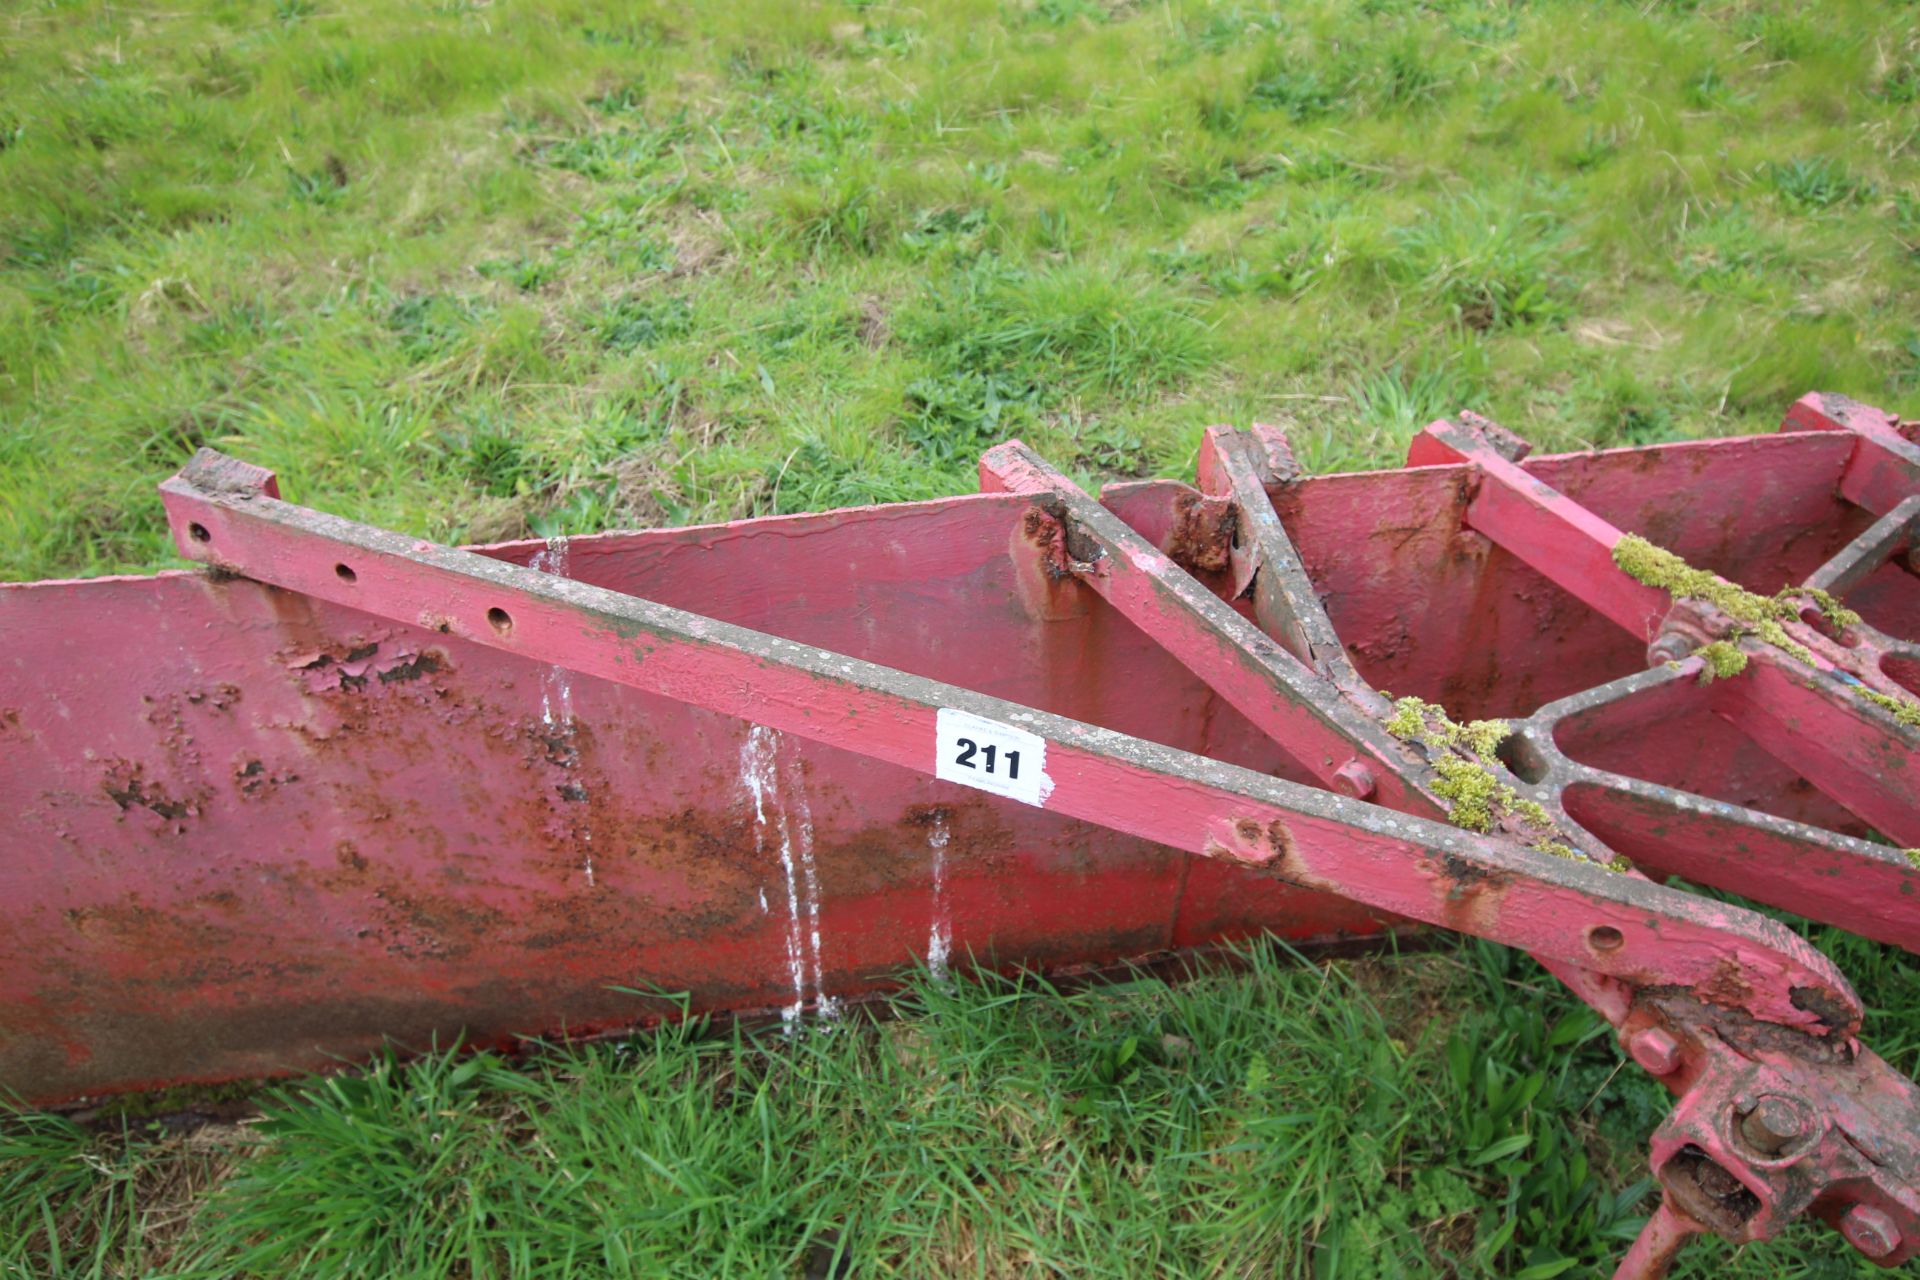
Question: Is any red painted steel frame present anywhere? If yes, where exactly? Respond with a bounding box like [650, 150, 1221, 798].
[3, 392, 1918, 1277]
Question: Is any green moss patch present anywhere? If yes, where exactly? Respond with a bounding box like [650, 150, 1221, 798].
[1610, 533, 1815, 664]
[1614, 535, 1919, 730]
[1382, 696, 1626, 870]
[1694, 640, 1749, 682]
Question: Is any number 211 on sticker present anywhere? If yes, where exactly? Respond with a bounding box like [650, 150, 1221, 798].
[934, 708, 1052, 807]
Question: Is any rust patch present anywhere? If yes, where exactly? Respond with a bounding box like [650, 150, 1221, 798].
[1698, 953, 1756, 1009]
[100, 760, 205, 824]
[1661, 1145, 1761, 1237]
[1167, 490, 1237, 575]
[904, 803, 955, 828]
[378, 652, 442, 684]
[183, 684, 242, 712]
[234, 757, 299, 800]
[1432, 852, 1514, 936]
[1636, 990, 1853, 1061]
[1020, 505, 1075, 580]
[1788, 984, 1855, 1034]
[284, 639, 447, 694]
[1265, 818, 1296, 864]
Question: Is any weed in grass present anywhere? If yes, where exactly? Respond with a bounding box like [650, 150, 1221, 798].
[1351, 363, 1475, 436]
[1248, 52, 1347, 122]
[1375, 38, 1445, 109]
[1877, 57, 1920, 104]
[777, 176, 888, 258]
[1390, 199, 1572, 331]
[1766, 158, 1870, 212]
[477, 255, 558, 293]
[1682, 64, 1749, 110]
[900, 263, 1212, 399]
[588, 296, 692, 353]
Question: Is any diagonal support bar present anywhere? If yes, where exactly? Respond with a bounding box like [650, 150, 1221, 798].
[1804, 494, 1920, 595]
[980, 440, 1427, 810]
[1408, 413, 1669, 636]
[1195, 424, 1385, 711]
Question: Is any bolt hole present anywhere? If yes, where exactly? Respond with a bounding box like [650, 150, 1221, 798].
[1495, 731, 1551, 785]
[334, 563, 357, 584]
[1588, 925, 1625, 953]
[1883, 653, 1920, 698]
[188, 523, 211, 543]
[486, 607, 513, 636]
[1799, 605, 1856, 647]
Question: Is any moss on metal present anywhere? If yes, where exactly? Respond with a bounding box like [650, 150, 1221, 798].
[1694, 640, 1749, 682]
[1611, 533, 1816, 664]
[1866, 691, 1920, 730]
[1382, 696, 1628, 870]
[1614, 534, 1920, 732]
[1796, 586, 1862, 631]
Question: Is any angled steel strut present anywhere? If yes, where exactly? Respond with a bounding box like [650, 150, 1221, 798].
[2, 392, 1914, 1275]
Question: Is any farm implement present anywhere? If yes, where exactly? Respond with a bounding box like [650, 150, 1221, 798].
[3, 390, 1918, 1275]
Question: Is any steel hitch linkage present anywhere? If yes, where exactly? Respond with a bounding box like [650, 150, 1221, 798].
[1, 392, 1911, 1275]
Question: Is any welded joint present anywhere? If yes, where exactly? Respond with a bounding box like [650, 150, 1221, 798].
[1805, 494, 1920, 593]
[1782, 391, 1920, 518]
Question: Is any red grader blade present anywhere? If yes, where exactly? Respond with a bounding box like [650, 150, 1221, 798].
[3, 391, 1918, 1274]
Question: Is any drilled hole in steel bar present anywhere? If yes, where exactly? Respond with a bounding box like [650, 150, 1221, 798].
[188, 523, 211, 543]
[334, 563, 357, 584]
[1588, 925, 1625, 954]
[1495, 732, 1551, 785]
[1882, 654, 1920, 699]
[486, 606, 514, 636]
[1798, 606, 1856, 648]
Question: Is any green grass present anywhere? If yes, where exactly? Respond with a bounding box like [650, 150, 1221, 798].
[5, 0, 1920, 575]
[4, 0, 1920, 1274]
[7, 932, 1915, 1278]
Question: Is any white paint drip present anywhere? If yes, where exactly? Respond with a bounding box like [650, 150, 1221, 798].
[926, 812, 952, 985]
[531, 535, 592, 888]
[782, 747, 839, 1020]
[530, 536, 576, 732]
[742, 725, 835, 1029]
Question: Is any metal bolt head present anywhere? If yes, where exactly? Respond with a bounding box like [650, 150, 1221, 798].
[1629, 1028, 1681, 1076]
[1646, 634, 1693, 667]
[1840, 1204, 1901, 1259]
[1738, 1093, 1817, 1157]
[1331, 761, 1376, 801]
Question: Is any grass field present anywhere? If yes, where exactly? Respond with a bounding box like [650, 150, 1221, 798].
[3, 0, 1919, 1274]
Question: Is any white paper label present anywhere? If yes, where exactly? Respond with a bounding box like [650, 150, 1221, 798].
[935, 708, 1052, 807]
